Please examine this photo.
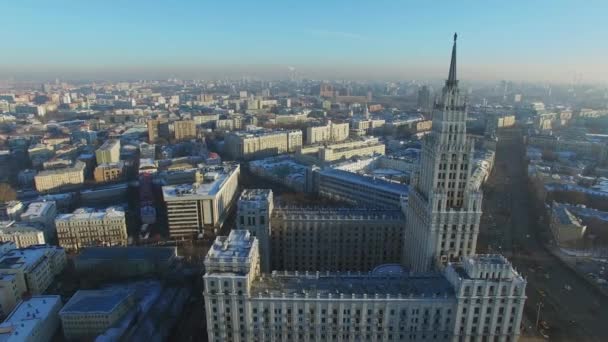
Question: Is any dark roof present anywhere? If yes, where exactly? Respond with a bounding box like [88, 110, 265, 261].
[77, 246, 176, 262]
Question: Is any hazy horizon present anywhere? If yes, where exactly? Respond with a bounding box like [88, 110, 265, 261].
[2, 1, 607, 84]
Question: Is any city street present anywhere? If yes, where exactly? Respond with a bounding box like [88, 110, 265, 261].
[478, 128, 608, 341]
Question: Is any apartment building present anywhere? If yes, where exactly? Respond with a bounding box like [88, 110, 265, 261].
[147, 118, 170, 142]
[174, 119, 197, 141]
[93, 161, 125, 182]
[237, 189, 404, 273]
[95, 140, 120, 164]
[162, 164, 240, 238]
[54, 207, 127, 251]
[203, 231, 526, 342]
[0, 246, 66, 315]
[224, 130, 303, 160]
[297, 137, 385, 164]
[0, 222, 46, 248]
[305, 121, 349, 144]
[34, 161, 86, 192]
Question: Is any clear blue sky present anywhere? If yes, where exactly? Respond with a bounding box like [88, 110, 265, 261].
[2, 0, 607, 82]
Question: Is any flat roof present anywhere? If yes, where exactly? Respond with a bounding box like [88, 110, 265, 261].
[207, 230, 255, 261]
[250, 272, 454, 299]
[162, 165, 238, 200]
[60, 289, 133, 315]
[320, 168, 409, 195]
[239, 189, 272, 201]
[55, 206, 124, 222]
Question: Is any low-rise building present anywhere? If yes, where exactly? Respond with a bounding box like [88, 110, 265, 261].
[0, 295, 62, 342]
[34, 161, 85, 192]
[20, 201, 57, 239]
[55, 207, 127, 251]
[224, 130, 302, 160]
[0, 246, 66, 315]
[0, 202, 24, 222]
[93, 161, 125, 182]
[74, 246, 177, 279]
[59, 289, 136, 341]
[549, 202, 587, 247]
[0, 222, 46, 248]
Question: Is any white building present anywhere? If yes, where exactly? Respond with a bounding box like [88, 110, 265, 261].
[0, 246, 66, 316]
[162, 164, 240, 238]
[0, 295, 63, 342]
[403, 35, 483, 272]
[224, 130, 303, 160]
[95, 140, 120, 164]
[55, 207, 127, 251]
[305, 121, 349, 145]
[0, 222, 46, 248]
[203, 231, 526, 342]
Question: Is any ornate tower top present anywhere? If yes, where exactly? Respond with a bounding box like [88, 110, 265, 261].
[447, 32, 458, 87]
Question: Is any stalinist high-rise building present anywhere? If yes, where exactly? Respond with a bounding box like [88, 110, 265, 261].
[404, 33, 483, 272]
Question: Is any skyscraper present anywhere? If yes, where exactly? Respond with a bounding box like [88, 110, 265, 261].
[404, 33, 483, 272]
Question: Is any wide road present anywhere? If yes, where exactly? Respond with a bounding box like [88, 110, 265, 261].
[478, 128, 608, 342]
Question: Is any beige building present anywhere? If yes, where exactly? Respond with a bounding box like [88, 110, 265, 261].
[549, 202, 586, 247]
[351, 119, 385, 135]
[94, 162, 125, 182]
[60, 289, 136, 340]
[203, 231, 526, 342]
[305, 121, 350, 145]
[237, 189, 404, 273]
[34, 161, 85, 192]
[147, 118, 170, 142]
[225, 130, 303, 160]
[297, 137, 385, 163]
[0, 221, 46, 248]
[95, 140, 120, 164]
[55, 207, 127, 251]
[174, 119, 197, 141]
[162, 164, 240, 238]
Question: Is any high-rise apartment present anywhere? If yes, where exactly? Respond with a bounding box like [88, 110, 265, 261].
[404, 34, 483, 272]
[174, 119, 197, 141]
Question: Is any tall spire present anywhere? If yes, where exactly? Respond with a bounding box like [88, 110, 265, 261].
[447, 32, 458, 86]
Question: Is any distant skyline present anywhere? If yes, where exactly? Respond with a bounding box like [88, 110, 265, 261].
[2, 0, 608, 83]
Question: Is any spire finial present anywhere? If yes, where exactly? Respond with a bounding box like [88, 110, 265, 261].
[447, 33, 458, 86]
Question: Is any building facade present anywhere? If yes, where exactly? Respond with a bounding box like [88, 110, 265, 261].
[34, 161, 85, 192]
[236, 189, 404, 273]
[203, 231, 526, 342]
[403, 35, 483, 272]
[225, 130, 303, 160]
[0, 295, 62, 342]
[55, 207, 128, 251]
[93, 162, 125, 182]
[174, 119, 197, 141]
[95, 139, 120, 164]
[0, 222, 46, 248]
[305, 122, 349, 145]
[163, 164, 240, 238]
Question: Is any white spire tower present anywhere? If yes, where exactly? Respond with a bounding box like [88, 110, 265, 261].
[403, 33, 483, 272]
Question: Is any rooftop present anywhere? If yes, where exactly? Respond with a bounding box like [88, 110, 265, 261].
[239, 189, 272, 202]
[98, 139, 120, 151]
[0, 296, 62, 342]
[55, 206, 125, 222]
[0, 246, 54, 271]
[0, 222, 44, 236]
[162, 164, 238, 200]
[60, 289, 134, 315]
[250, 272, 455, 299]
[207, 230, 255, 262]
[319, 168, 409, 195]
[20, 201, 55, 219]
